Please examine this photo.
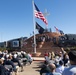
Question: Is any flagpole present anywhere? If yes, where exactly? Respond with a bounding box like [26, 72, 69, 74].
[32, 0, 36, 53]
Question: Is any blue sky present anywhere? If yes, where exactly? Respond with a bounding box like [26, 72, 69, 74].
[0, 0, 76, 42]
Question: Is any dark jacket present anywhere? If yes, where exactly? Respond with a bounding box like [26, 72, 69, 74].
[0, 64, 10, 75]
[11, 58, 22, 67]
[4, 59, 16, 72]
[40, 64, 50, 75]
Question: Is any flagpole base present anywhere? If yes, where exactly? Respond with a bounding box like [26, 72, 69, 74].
[32, 52, 41, 57]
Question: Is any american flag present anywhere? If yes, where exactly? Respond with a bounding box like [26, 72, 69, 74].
[34, 3, 48, 25]
[54, 26, 64, 35]
[54, 26, 59, 31]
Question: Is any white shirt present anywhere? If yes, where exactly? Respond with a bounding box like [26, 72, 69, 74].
[62, 65, 76, 75]
[56, 65, 65, 74]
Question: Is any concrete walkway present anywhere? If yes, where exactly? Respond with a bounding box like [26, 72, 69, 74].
[33, 57, 45, 61]
[13, 61, 44, 75]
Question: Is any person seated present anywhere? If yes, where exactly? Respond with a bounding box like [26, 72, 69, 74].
[40, 61, 50, 75]
[4, 54, 18, 75]
[27, 53, 33, 64]
[62, 50, 76, 75]
[12, 54, 24, 72]
[56, 60, 65, 74]
[0, 59, 10, 75]
[62, 53, 69, 66]
[20, 52, 27, 66]
[42, 63, 61, 75]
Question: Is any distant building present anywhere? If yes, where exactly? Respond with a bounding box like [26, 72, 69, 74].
[0, 37, 28, 50]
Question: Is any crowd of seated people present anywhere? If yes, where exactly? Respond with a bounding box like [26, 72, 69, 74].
[40, 48, 76, 75]
[0, 50, 33, 75]
[1, 48, 76, 75]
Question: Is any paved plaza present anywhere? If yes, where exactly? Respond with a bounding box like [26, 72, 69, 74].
[13, 60, 44, 75]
